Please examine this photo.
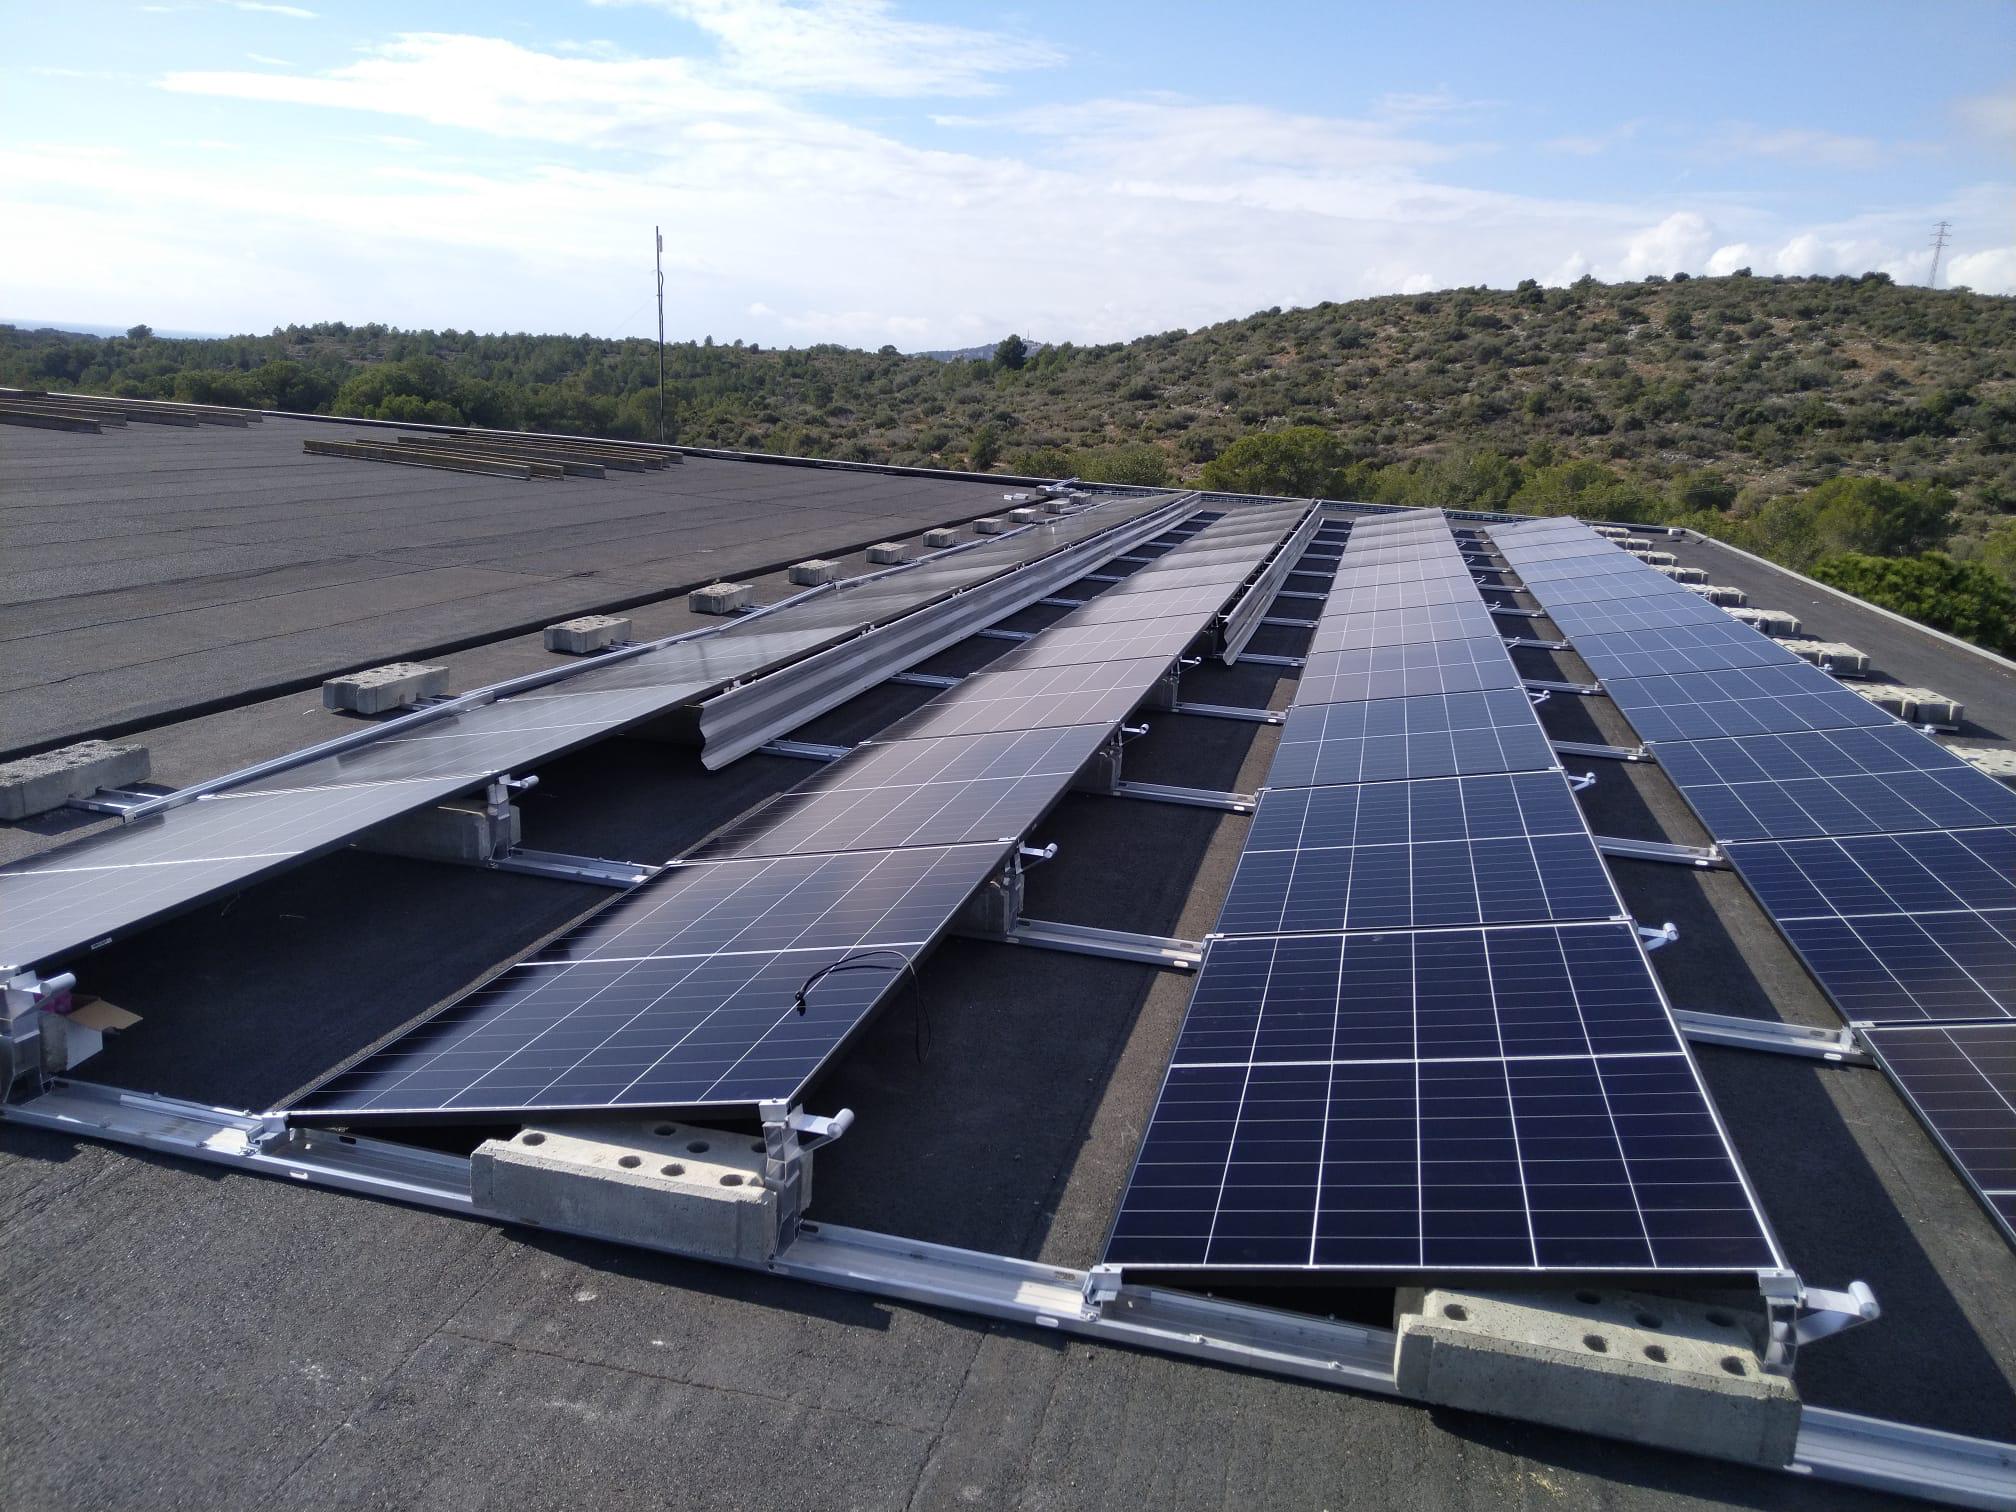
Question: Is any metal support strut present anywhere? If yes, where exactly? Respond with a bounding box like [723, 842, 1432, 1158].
[759, 1101, 853, 1250]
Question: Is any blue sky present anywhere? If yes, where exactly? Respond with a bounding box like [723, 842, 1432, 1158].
[4, 1, 2011, 347]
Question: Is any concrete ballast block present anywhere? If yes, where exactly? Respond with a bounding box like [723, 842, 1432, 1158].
[865, 541, 909, 564]
[1948, 744, 2016, 784]
[1782, 638, 1872, 676]
[1007, 507, 1041, 524]
[1887, 686, 1963, 726]
[0, 740, 151, 821]
[322, 662, 448, 714]
[543, 614, 631, 654]
[688, 581, 754, 615]
[1694, 583, 1748, 606]
[922, 527, 961, 548]
[472, 1118, 805, 1265]
[1395, 1287, 1798, 1467]
[787, 558, 838, 586]
[972, 516, 1008, 535]
[1855, 682, 1920, 720]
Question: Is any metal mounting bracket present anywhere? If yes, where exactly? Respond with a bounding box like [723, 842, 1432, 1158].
[1259, 616, 1318, 630]
[1553, 739, 1652, 762]
[1079, 572, 1124, 585]
[1760, 1274, 1882, 1372]
[1671, 1009, 1869, 1065]
[1594, 835, 1727, 868]
[1274, 589, 1326, 602]
[1524, 678, 1602, 695]
[1488, 606, 1546, 619]
[758, 738, 852, 763]
[1174, 702, 1284, 725]
[1111, 780, 1255, 814]
[1238, 653, 1306, 669]
[987, 918, 1205, 971]
[64, 787, 161, 817]
[1637, 921, 1679, 951]
[759, 1101, 854, 1250]
[1504, 636, 1571, 651]
[887, 669, 962, 690]
[974, 627, 1035, 643]
[1567, 770, 1598, 793]
[1037, 596, 1086, 610]
[489, 848, 661, 888]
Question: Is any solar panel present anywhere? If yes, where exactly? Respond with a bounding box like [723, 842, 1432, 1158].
[294, 842, 1011, 1118]
[1862, 1023, 2016, 1247]
[1569, 622, 1802, 680]
[690, 724, 1113, 860]
[873, 657, 1173, 740]
[1727, 828, 2016, 921]
[1268, 689, 1559, 788]
[1217, 774, 1623, 935]
[1544, 597, 1736, 638]
[1603, 663, 1891, 743]
[1758, 909, 2016, 1025]
[1103, 922, 1781, 1273]
[1296, 637, 1522, 705]
[1321, 576, 1493, 612]
[1311, 598, 1499, 652]
[984, 617, 1209, 670]
[1657, 729, 2016, 841]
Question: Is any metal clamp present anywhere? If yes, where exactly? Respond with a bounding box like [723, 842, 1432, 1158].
[1637, 921, 1679, 951]
[759, 1101, 855, 1250]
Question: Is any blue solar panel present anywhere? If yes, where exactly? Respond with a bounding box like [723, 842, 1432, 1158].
[1569, 622, 1803, 680]
[1297, 637, 1522, 705]
[1604, 663, 1890, 743]
[1217, 775, 1621, 934]
[1103, 923, 1781, 1273]
[1862, 1023, 2016, 1248]
[1268, 689, 1559, 788]
[1657, 729, 2016, 841]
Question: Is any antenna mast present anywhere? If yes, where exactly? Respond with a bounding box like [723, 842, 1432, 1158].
[655, 226, 667, 444]
[1929, 220, 1952, 289]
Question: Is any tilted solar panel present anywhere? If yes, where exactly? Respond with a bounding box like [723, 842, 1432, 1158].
[1862, 1022, 2016, 1247]
[1296, 637, 1523, 706]
[1268, 689, 1559, 789]
[1603, 663, 1891, 743]
[1216, 774, 1623, 935]
[1103, 922, 1782, 1274]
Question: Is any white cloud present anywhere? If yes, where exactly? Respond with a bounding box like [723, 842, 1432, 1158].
[233, 1, 317, 16]
[246, 53, 292, 66]
[588, 0, 1062, 96]
[9, 32, 2008, 346]
[1615, 211, 1716, 279]
[1949, 245, 2016, 290]
[1955, 89, 2016, 141]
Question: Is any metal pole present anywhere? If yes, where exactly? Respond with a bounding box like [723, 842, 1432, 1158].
[655, 227, 667, 443]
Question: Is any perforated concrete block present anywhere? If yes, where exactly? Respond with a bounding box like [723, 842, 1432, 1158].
[922, 527, 961, 548]
[865, 541, 909, 564]
[1783, 638, 1871, 676]
[787, 559, 838, 586]
[320, 662, 447, 714]
[543, 615, 631, 654]
[1949, 744, 2016, 784]
[0, 740, 150, 820]
[688, 581, 754, 614]
[1396, 1287, 1797, 1467]
[1007, 507, 1041, 524]
[473, 1118, 805, 1265]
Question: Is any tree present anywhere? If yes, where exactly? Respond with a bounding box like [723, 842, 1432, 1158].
[993, 334, 1028, 372]
[966, 424, 1001, 471]
[1198, 426, 1356, 496]
[125, 324, 153, 341]
[1073, 443, 1171, 487]
[1809, 552, 2016, 655]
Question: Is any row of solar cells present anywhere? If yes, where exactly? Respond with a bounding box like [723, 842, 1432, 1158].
[1105, 510, 1783, 1279]
[292, 502, 1316, 1122]
[0, 491, 1189, 977]
[1488, 517, 2016, 1249]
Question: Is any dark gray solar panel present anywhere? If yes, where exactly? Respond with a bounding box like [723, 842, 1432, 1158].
[689, 724, 1111, 859]
[1728, 828, 2016, 921]
[873, 657, 1172, 740]
[1297, 637, 1522, 705]
[1103, 922, 1781, 1273]
[1604, 663, 1890, 743]
[1217, 774, 1622, 935]
[1268, 689, 1559, 789]
[1763, 909, 2016, 1024]
[1863, 1023, 2016, 1248]
[1658, 729, 2016, 841]
[294, 843, 1011, 1118]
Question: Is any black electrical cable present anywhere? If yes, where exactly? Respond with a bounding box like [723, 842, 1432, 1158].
[789, 949, 931, 1063]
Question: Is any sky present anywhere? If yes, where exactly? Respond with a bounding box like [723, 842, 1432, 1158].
[4, 1, 2012, 349]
